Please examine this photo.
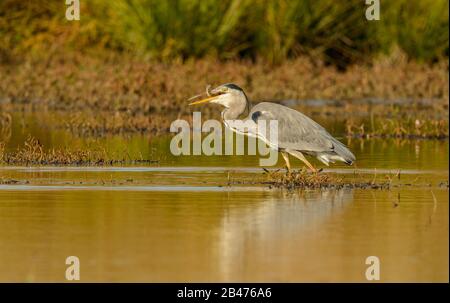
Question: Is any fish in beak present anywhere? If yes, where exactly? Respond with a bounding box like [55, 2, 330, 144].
[188, 85, 224, 106]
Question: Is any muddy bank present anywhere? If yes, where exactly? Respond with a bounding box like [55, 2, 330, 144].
[0, 56, 448, 137]
[229, 169, 449, 190]
[1, 56, 447, 112]
[1, 167, 448, 190]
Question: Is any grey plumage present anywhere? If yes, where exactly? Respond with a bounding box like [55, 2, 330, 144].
[249, 102, 355, 165]
[189, 83, 356, 170]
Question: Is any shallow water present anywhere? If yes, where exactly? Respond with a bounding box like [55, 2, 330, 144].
[0, 187, 447, 282]
[0, 112, 448, 282]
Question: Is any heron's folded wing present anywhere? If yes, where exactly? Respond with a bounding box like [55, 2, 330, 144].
[250, 102, 335, 152]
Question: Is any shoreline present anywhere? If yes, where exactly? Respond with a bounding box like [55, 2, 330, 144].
[0, 56, 448, 139]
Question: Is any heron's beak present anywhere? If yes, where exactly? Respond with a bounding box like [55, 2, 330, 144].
[188, 95, 219, 106]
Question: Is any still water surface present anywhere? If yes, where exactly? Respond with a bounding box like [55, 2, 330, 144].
[0, 187, 447, 282]
[0, 112, 448, 282]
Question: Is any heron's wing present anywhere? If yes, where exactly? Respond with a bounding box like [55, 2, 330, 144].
[248, 102, 337, 152]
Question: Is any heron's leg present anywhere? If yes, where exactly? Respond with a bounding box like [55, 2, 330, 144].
[288, 150, 317, 173]
[281, 151, 291, 172]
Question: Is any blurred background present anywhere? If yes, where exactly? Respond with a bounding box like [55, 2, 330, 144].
[0, 0, 448, 66]
[0, 0, 448, 161]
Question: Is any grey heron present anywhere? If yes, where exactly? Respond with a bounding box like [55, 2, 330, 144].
[189, 83, 355, 172]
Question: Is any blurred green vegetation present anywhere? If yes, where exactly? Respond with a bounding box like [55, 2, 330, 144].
[0, 0, 448, 66]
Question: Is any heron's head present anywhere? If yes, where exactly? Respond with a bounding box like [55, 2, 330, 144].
[189, 83, 248, 109]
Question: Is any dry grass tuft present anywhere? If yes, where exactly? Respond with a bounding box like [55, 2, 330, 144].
[345, 116, 449, 139]
[262, 169, 342, 189]
[0, 136, 158, 166]
[261, 169, 394, 190]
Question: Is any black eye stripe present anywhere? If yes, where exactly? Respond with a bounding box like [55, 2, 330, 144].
[222, 83, 243, 92]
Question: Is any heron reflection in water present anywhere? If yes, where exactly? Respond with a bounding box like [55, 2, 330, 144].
[189, 83, 355, 172]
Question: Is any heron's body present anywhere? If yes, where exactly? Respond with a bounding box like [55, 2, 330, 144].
[189, 83, 355, 172]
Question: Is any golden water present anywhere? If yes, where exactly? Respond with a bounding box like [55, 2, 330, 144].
[0, 113, 448, 282]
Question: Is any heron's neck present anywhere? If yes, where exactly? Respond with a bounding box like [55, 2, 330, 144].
[221, 107, 243, 120]
[221, 94, 249, 120]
